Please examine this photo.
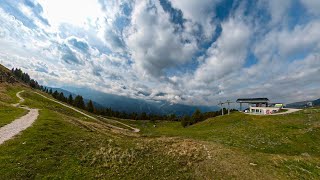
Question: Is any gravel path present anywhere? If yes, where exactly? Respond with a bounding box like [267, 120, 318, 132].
[0, 91, 39, 145]
[270, 108, 302, 115]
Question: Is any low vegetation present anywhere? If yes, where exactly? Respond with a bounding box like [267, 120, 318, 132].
[129, 109, 320, 156]
[1, 66, 320, 179]
[0, 102, 27, 127]
[0, 86, 208, 179]
[1, 83, 320, 179]
[0, 84, 27, 127]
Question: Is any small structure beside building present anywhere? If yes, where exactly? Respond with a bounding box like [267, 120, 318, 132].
[236, 98, 283, 115]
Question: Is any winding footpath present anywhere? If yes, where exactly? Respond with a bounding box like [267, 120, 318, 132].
[0, 91, 39, 145]
[0, 91, 139, 145]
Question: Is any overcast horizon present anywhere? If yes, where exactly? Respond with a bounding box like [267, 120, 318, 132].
[0, 0, 320, 106]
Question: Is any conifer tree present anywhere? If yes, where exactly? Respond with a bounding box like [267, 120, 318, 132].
[191, 109, 202, 124]
[58, 92, 65, 101]
[52, 90, 59, 99]
[68, 94, 73, 105]
[87, 100, 95, 113]
[181, 115, 191, 127]
[74, 95, 85, 109]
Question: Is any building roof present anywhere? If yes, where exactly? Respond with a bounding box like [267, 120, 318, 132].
[236, 98, 269, 103]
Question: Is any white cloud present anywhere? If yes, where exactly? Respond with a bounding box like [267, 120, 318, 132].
[126, 0, 197, 77]
[194, 18, 251, 83]
[259, 0, 292, 26]
[170, 0, 219, 39]
[278, 21, 320, 57]
[300, 0, 320, 15]
[103, 22, 126, 52]
[0, 0, 320, 107]
[254, 20, 320, 60]
[37, 0, 104, 29]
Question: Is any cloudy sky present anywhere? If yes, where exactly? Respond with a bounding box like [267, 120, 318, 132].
[0, 0, 320, 106]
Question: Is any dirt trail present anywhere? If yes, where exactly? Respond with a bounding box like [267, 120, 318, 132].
[0, 91, 39, 145]
[98, 116, 140, 132]
[35, 92, 140, 133]
[35, 92, 97, 120]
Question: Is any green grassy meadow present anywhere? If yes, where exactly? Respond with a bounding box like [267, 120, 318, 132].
[1, 84, 320, 179]
[128, 109, 320, 156]
[0, 102, 27, 127]
[0, 85, 27, 127]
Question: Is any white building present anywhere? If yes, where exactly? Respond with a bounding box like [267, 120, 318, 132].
[250, 107, 281, 114]
[236, 98, 283, 115]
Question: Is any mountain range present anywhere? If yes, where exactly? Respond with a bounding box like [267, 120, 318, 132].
[286, 98, 320, 108]
[49, 86, 219, 116]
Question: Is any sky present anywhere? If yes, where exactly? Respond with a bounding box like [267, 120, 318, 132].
[0, 0, 320, 106]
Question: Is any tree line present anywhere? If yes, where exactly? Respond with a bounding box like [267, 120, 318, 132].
[12, 67, 233, 127]
[180, 108, 237, 127]
[41, 86, 232, 126]
[41, 87, 95, 113]
[11, 68, 41, 89]
[40, 86, 181, 121]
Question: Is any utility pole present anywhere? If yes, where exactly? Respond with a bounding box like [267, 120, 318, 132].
[226, 100, 231, 115]
[218, 101, 224, 115]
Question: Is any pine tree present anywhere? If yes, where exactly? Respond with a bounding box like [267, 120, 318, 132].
[181, 115, 191, 127]
[68, 95, 73, 105]
[74, 95, 85, 109]
[52, 90, 59, 99]
[130, 112, 138, 120]
[191, 109, 202, 124]
[87, 100, 95, 113]
[14, 68, 23, 79]
[58, 92, 65, 101]
[168, 114, 176, 121]
[29, 79, 39, 89]
[140, 112, 147, 120]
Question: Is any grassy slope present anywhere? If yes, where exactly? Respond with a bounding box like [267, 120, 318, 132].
[0, 84, 25, 103]
[0, 87, 202, 179]
[1, 84, 320, 179]
[0, 109, 198, 179]
[0, 102, 27, 127]
[132, 110, 320, 156]
[0, 84, 27, 127]
[122, 109, 320, 178]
